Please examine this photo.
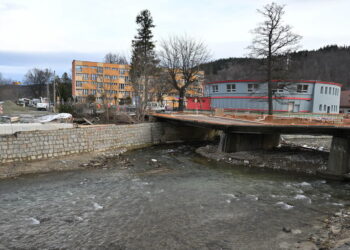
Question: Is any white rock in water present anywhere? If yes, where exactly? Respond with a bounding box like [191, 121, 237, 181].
[223, 193, 237, 199]
[151, 159, 157, 162]
[331, 202, 344, 207]
[294, 194, 312, 204]
[299, 182, 311, 187]
[247, 194, 258, 201]
[93, 202, 104, 210]
[276, 201, 294, 210]
[27, 217, 40, 225]
[75, 216, 83, 221]
[243, 160, 249, 165]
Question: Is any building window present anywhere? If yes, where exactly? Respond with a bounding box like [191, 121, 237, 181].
[277, 83, 286, 93]
[320, 86, 323, 94]
[297, 85, 308, 93]
[120, 84, 125, 90]
[82, 89, 89, 95]
[82, 74, 89, 80]
[97, 67, 103, 73]
[75, 66, 83, 72]
[319, 104, 322, 111]
[91, 74, 98, 80]
[212, 85, 218, 93]
[248, 83, 258, 92]
[76, 81, 83, 88]
[325, 87, 328, 94]
[333, 88, 335, 95]
[324, 104, 326, 111]
[226, 84, 236, 92]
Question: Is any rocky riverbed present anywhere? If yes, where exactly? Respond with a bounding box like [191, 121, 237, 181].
[196, 135, 333, 176]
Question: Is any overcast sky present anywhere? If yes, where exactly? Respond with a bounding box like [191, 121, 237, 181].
[0, 0, 349, 80]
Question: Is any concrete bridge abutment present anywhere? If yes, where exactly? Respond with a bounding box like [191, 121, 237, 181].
[218, 131, 280, 153]
[326, 136, 350, 177]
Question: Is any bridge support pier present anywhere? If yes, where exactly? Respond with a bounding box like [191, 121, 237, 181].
[218, 132, 280, 153]
[327, 136, 350, 177]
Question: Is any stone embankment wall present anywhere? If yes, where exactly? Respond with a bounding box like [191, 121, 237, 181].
[0, 123, 164, 163]
[0, 122, 215, 164]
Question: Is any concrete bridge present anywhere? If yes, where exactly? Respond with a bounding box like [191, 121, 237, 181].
[152, 113, 350, 179]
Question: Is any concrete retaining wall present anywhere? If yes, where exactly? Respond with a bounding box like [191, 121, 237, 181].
[0, 123, 163, 163]
[0, 123, 74, 135]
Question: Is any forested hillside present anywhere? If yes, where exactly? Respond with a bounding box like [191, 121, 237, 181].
[201, 45, 350, 89]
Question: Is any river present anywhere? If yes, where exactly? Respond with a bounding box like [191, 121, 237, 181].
[0, 144, 349, 249]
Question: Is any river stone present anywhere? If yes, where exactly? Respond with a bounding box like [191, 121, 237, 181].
[331, 225, 342, 234]
[292, 229, 302, 234]
[293, 241, 318, 250]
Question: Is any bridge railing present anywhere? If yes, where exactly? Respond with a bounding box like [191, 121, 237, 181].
[184, 109, 349, 125]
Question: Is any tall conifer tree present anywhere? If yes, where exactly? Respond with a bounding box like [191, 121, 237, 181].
[130, 9, 158, 121]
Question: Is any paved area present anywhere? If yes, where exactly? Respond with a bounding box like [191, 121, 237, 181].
[0, 123, 73, 135]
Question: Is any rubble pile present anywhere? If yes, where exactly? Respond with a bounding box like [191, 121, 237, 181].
[79, 148, 133, 169]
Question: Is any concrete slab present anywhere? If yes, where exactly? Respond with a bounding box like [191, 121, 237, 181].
[0, 123, 73, 135]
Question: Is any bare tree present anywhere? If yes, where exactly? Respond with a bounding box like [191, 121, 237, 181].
[248, 2, 301, 115]
[151, 70, 174, 103]
[159, 35, 210, 111]
[104, 52, 129, 65]
[25, 68, 53, 98]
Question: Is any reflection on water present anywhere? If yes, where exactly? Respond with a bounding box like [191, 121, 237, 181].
[0, 144, 349, 249]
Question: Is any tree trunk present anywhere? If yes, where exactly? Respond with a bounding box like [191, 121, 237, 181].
[178, 87, 186, 111]
[267, 40, 273, 115]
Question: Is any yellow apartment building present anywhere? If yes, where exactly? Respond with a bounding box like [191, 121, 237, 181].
[72, 60, 204, 107]
[72, 60, 133, 104]
[161, 71, 205, 108]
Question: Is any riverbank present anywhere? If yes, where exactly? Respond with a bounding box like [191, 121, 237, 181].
[0, 147, 129, 179]
[196, 135, 332, 176]
[1, 143, 350, 249]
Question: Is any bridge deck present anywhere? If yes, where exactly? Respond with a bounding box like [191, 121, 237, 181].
[152, 113, 350, 136]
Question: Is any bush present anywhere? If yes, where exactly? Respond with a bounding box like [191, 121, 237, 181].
[58, 104, 74, 114]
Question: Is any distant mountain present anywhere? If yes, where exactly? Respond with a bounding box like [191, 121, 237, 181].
[201, 45, 350, 89]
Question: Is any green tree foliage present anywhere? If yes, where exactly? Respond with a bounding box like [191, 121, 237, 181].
[56, 72, 72, 103]
[130, 9, 158, 121]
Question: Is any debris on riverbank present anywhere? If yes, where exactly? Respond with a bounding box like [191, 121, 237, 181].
[0, 148, 129, 179]
[79, 148, 130, 169]
[310, 208, 350, 249]
[196, 144, 328, 175]
[196, 135, 333, 175]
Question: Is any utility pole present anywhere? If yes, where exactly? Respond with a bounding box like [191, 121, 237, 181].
[46, 76, 50, 106]
[53, 71, 56, 113]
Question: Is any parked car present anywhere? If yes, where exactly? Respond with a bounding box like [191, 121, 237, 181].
[147, 102, 166, 112]
[36, 102, 49, 111]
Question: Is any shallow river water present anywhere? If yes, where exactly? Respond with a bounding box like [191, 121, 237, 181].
[1, 144, 350, 249]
